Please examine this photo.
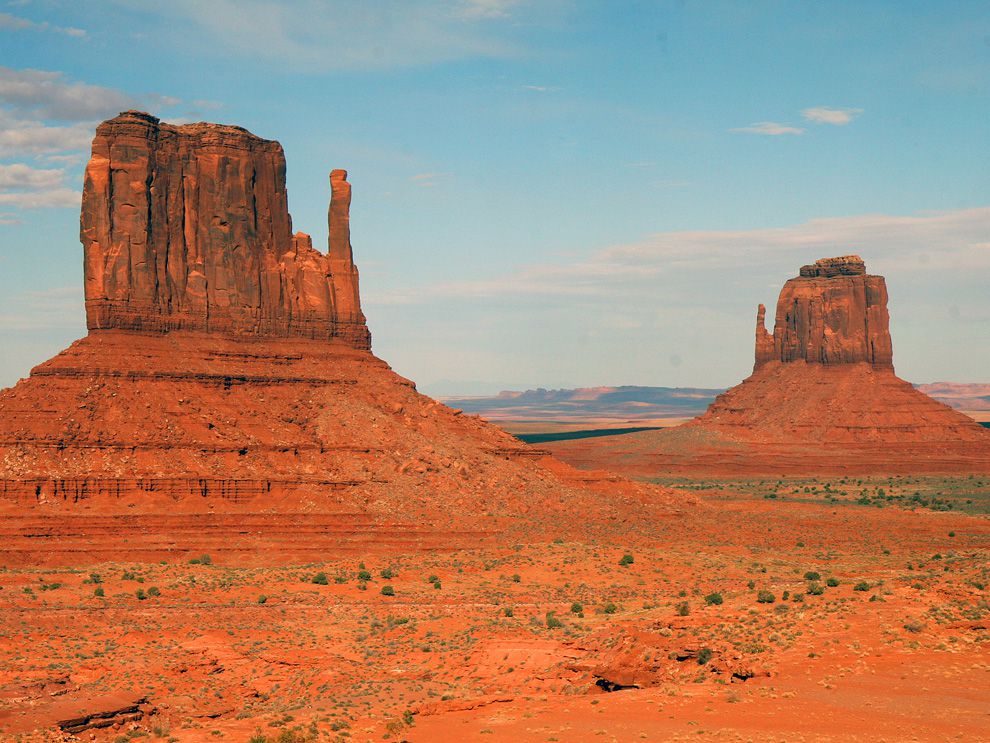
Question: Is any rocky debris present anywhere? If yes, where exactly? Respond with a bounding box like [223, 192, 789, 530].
[55, 694, 149, 734]
[81, 111, 370, 347]
[755, 254, 892, 369]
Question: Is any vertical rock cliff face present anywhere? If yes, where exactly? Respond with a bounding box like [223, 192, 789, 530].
[754, 255, 893, 370]
[80, 110, 370, 348]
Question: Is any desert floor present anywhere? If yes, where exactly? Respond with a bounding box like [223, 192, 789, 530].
[1, 475, 988, 742]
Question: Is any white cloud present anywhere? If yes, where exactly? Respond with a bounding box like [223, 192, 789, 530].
[0, 66, 136, 120]
[0, 117, 93, 157]
[0, 163, 78, 209]
[730, 121, 805, 136]
[0, 163, 65, 190]
[0, 11, 86, 37]
[802, 106, 863, 125]
[0, 188, 80, 208]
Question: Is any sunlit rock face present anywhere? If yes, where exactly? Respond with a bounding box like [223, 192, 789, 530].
[80, 110, 369, 348]
[754, 255, 892, 371]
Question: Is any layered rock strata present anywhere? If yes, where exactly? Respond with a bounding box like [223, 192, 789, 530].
[81, 111, 369, 347]
[0, 112, 668, 565]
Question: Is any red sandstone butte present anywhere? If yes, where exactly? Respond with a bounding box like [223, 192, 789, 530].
[81, 111, 369, 347]
[754, 255, 892, 369]
[0, 111, 671, 566]
[548, 255, 990, 476]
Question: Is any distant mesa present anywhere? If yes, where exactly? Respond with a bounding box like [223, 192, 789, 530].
[547, 255, 990, 476]
[0, 111, 667, 565]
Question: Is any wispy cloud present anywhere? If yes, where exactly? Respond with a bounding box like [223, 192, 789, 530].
[802, 106, 862, 125]
[0, 66, 141, 120]
[456, 0, 521, 19]
[0, 116, 92, 157]
[0, 163, 65, 190]
[410, 171, 453, 188]
[367, 206, 990, 305]
[0, 188, 80, 208]
[730, 121, 805, 136]
[0, 11, 86, 37]
[521, 84, 560, 93]
[0, 162, 79, 208]
[111, 0, 528, 71]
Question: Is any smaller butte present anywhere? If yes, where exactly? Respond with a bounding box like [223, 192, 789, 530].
[547, 255, 990, 476]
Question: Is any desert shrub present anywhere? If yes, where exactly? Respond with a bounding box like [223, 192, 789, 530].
[311, 572, 329, 585]
[704, 592, 723, 606]
[545, 612, 563, 629]
[88, 573, 102, 584]
[602, 602, 617, 614]
[804, 571, 821, 581]
[697, 647, 713, 665]
[903, 620, 925, 633]
[357, 570, 372, 582]
[826, 577, 839, 587]
[189, 554, 212, 565]
[147, 586, 161, 597]
[511, 574, 521, 583]
[807, 582, 824, 596]
[676, 601, 690, 616]
[380, 567, 395, 579]
[135, 589, 147, 600]
[747, 580, 755, 589]
[94, 587, 105, 597]
[433, 581, 442, 590]
[427, 574, 438, 583]
[782, 590, 790, 600]
[503, 607, 513, 617]
[619, 553, 634, 566]
[853, 581, 870, 591]
[756, 589, 775, 604]
[258, 595, 268, 604]
[570, 602, 584, 614]
[381, 585, 395, 596]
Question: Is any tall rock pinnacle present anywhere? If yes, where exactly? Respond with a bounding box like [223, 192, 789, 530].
[754, 255, 893, 370]
[80, 111, 370, 348]
[327, 169, 365, 333]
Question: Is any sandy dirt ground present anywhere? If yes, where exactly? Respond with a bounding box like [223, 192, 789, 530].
[2, 478, 988, 742]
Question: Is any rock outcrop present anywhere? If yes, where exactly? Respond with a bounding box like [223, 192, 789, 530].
[547, 255, 990, 476]
[754, 255, 892, 370]
[0, 111, 671, 565]
[81, 111, 369, 348]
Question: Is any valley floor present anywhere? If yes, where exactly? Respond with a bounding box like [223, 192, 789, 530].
[2, 478, 988, 742]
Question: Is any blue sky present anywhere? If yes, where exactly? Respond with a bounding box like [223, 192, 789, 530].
[1, 0, 987, 394]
